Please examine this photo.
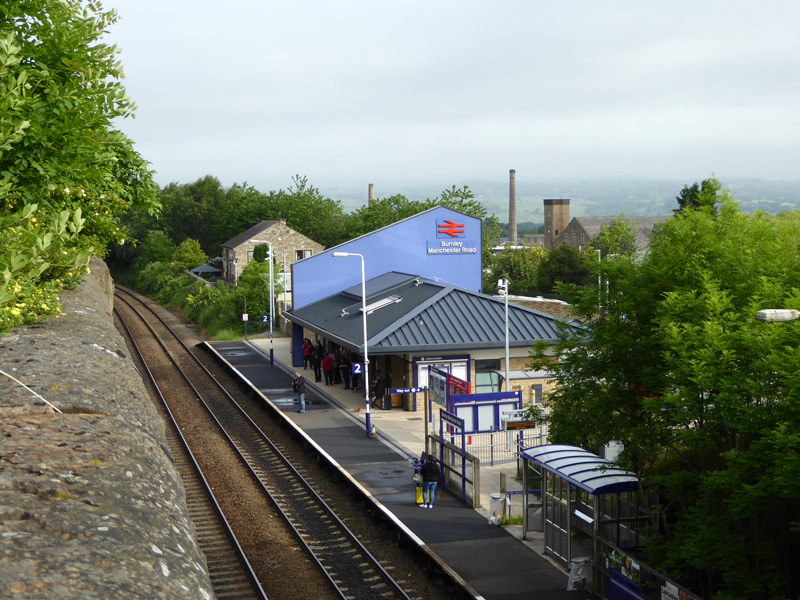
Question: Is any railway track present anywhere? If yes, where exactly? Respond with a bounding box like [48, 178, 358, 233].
[114, 286, 414, 600]
[114, 298, 268, 600]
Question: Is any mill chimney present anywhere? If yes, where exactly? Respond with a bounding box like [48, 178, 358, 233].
[509, 169, 517, 245]
[368, 183, 375, 205]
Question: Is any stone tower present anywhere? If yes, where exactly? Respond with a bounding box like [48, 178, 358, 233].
[543, 199, 570, 249]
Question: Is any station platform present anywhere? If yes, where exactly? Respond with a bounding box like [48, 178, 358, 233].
[208, 337, 592, 600]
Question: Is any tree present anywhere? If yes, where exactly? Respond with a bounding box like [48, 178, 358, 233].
[535, 244, 592, 295]
[485, 247, 544, 296]
[0, 0, 157, 331]
[588, 215, 638, 258]
[172, 239, 208, 270]
[529, 183, 800, 599]
[135, 231, 175, 270]
[674, 178, 722, 214]
[159, 176, 225, 256]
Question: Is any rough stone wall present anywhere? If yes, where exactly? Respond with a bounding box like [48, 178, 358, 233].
[0, 258, 214, 599]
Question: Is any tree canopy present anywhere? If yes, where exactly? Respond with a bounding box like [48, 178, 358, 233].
[0, 0, 157, 332]
[530, 179, 800, 599]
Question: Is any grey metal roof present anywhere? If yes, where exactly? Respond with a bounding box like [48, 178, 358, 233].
[221, 220, 278, 249]
[286, 273, 571, 354]
[573, 215, 670, 249]
[342, 272, 417, 300]
[519, 444, 640, 495]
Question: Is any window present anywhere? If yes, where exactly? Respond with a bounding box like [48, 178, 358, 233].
[296, 249, 312, 261]
[563, 233, 567, 241]
[247, 251, 254, 263]
[475, 359, 501, 393]
[572, 233, 576, 244]
[581, 233, 585, 244]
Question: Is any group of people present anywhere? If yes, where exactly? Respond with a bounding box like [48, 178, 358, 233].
[302, 339, 362, 392]
[295, 338, 388, 411]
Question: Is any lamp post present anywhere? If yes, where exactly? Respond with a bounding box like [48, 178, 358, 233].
[251, 240, 275, 365]
[282, 249, 288, 335]
[498, 278, 510, 392]
[332, 251, 371, 439]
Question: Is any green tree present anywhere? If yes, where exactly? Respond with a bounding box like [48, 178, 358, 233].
[172, 238, 208, 270]
[0, 0, 157, 330]
[674, 178, 722, 214]
[135, 231, 175, 270]
[486, 246, 544, 296]
[530, 183, 800, 599]
[536, 244, 592, 295]
[588, 215, 638, 258]
[159, 176, 225, 256]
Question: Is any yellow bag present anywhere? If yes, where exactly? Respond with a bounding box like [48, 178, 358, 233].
[416, 486, 424, 504]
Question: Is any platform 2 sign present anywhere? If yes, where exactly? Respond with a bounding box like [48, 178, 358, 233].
[261, 315, 269, 324]
[351, 363, 364, 375]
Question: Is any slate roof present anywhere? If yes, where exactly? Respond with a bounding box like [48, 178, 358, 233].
[573, 215, 670, 249]
[286, 272, 571, 354]
[221, 220, 279, 249]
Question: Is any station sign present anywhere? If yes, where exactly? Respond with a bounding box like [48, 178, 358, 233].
[390, 387, 424, 394]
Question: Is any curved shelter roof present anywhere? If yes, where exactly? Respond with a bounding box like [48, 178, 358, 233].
[519, 444, 640, 495]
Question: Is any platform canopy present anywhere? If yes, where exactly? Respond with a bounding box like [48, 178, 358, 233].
[519, 444, 640, 495]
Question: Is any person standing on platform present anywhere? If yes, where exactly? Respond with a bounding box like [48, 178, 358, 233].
[292, 372, 306, 413]
[322, 352, 334, 386]
[312, 345, 322, 383]
[340, 353, 352, 390]
[420, 454, 440, 509]
[333, 350, 342, 384]
[370, 370, 386, 409]
[302, 339, 313, 370]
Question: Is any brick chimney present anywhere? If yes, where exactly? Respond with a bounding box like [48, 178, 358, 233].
[368, 183, 374, 205]
[509, 169, 517, 245]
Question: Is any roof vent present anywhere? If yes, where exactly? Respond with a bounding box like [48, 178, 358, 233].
[340, 308, 350, 317]
[414, 279, 423, 286]
[360, 295, 402, 315]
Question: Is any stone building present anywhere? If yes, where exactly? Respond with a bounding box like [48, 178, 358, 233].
[220, 220, 324, 286]
[544, 198, 669, 252]
[560, 215, 670, 251]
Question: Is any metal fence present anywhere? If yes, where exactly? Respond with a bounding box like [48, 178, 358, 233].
[444, 422, 549, 467]
[428, 434, 481, 508]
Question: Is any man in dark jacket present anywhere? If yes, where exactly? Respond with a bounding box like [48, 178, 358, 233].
[370, 370, 386, 409]
[292, 372, 306, 413]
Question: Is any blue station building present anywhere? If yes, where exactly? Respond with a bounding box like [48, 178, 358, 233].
[285, 206, 566, 410]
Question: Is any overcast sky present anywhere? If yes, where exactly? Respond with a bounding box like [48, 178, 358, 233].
[105, 1, 800, 192]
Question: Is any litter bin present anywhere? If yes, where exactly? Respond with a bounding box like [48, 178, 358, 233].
[489, 493, 505, 526]
[567, 557, 590, 591]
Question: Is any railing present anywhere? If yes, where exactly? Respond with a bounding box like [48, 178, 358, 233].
[442, 425, 548, 467]
[427, 434, 481, 508]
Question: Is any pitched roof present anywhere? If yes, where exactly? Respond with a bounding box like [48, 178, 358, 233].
[221, 220, 279, 249]
[573, 215, 670, 248]
[286, 272, 572, 354]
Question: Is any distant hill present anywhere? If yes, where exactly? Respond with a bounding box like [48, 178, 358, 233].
[322, 177, 800, 221]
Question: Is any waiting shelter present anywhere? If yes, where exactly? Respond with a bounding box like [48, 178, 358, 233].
[519, 444, 669, 600]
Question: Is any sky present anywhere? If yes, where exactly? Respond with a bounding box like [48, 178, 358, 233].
[104, 1, 800, 193]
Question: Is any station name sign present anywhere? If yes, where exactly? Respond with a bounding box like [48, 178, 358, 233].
[428, 219, 478, 255]
[426, 240, 478, 255]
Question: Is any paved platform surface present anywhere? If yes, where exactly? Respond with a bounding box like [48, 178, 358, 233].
[209, 337, 591, 600]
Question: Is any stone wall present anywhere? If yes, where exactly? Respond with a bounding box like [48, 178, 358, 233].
[0, 258, 214, 599]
